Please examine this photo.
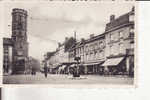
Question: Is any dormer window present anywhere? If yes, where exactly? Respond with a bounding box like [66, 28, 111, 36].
[129, 14, 134, 22]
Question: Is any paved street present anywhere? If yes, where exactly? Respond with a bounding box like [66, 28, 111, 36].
[3, 72, 134, 85]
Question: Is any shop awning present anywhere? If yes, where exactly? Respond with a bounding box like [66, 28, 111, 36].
[59, 65, 66, 70]
[52, 64, 60, 69]
[102, 57, 124, 66]
[62, 65, 67, 69]
[84, 62, 99, 66]
[62, 62, 76, 65]
[70, 64, 76, 67]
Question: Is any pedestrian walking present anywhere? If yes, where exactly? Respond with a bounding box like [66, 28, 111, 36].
[31, 67, 36, 76]
[44, 63, 48, 78]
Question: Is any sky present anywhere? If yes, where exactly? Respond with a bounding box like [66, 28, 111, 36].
[1, 2, 135, 61]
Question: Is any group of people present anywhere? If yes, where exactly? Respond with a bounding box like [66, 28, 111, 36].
[42, 64, 80, 78]
[29, 63, 48, 78]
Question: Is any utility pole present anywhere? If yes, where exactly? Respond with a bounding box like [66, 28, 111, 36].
[74, 31, 76, 58]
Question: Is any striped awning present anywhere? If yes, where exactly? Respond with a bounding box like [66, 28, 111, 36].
[102, 57, 124, 66]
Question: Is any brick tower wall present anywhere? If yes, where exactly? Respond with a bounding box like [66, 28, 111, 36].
[11, 8, 28, 74]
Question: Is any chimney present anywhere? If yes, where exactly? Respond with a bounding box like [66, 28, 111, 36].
[110, 15, 115, 22]
[132, 6, 135, 12]
[65, 37, 68, 41]
[90, 34, 94, 39]
[81, 38, 85, 43]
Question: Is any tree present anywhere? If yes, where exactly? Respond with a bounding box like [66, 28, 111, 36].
[64, 37, 76, 52]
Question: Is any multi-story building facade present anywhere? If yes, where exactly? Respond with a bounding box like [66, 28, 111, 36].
[68, 34, 105, 75]
[83, 34, 105, 74]
[3, 8, 29, 74]
[102, 7, 134, 76]
[68, 44, 76, 64]
[57, 43, 69, 64]
[68, 39, 85, 74]
[3, 38, 13, 74]
[45, 42, 70, 74]
[43, 51, 58, 73]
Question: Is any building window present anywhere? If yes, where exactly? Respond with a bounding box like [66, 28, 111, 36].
[20, 45, 23, 49]
[130, 28, 134, 33]
[102, 41, 105, 48]
[131, 43, 134, 49]
[95, 43, 98, 50]
[85, 45, 88, 52]
[110, 46, 113, 55]
[110, 34, 112, 41]
[87, 54, 88, 61]
[119, 43, 124, 54]
[129, 27, 134, 37]
[102, 51, 104, 58]
[95, 52, 97, 59]
[110, 33, 115, 41]
[21, 16, 25, 22]
[119, 31, 123, 38]
[90, 44, 92, 51]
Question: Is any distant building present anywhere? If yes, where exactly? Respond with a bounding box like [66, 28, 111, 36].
[45, 41, 70, 74]
[26, 56, 40, 74]
[102, 7, 134, 76]
[3, 8, 29, 74]
[68, 43, 76, 64]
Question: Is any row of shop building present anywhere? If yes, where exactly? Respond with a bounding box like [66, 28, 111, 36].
[43, 7, 135, 77]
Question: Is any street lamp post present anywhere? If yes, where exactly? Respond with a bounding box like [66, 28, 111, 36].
[74, 57, 81, 77]
[73, 31, 80, 77]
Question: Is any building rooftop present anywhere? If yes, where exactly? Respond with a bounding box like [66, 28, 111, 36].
[12, 8, 28, 16]
[105, 9, 134, 32]
[85, 33, 105, 44]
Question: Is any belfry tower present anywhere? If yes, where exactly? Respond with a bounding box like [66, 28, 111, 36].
[11, 8, 28, 74]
